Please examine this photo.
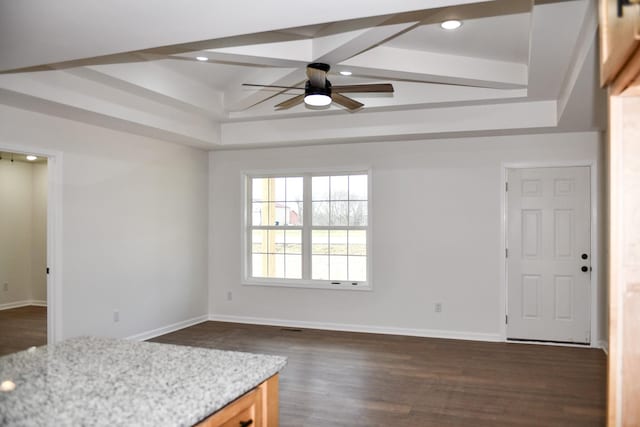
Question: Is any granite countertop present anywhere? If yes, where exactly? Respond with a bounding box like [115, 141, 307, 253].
[0, 336, 287, 426]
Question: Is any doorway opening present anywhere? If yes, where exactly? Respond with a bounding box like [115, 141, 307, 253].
[0, 151, 48, 354]
[0, 145, 62, 353]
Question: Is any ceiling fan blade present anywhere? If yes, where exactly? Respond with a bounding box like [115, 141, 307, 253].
[275, 94, 305, 110]
[242, 79, 306, 110]
[332, 93, 364, 110]
[242, 83, 304, 90]
[306, 67, 326, 88]
[332, 83, 394, 93]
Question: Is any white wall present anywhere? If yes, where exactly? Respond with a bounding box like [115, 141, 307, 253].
[0, 160, 35, 305]
[0, 105, 209, 339]
[209, 131, 606, 342]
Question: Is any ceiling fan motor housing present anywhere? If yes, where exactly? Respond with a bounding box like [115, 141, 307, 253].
[305, 79, 331, 96]
[307, 62, 331, 73]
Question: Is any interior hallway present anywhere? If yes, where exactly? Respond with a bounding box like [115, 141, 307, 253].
[0, 306, 46, 356]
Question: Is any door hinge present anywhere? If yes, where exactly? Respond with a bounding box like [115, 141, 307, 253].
[505, 182, 508, 192]
[505, 314, 508, 324]
[46, 267, 50, 275]
[505, 248, 508, 258]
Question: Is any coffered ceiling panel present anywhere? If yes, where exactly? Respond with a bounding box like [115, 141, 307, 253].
[0, 0, 604, 148]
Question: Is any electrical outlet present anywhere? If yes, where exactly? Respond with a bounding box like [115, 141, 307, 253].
[227, 291, 233, 301]
[435, 303, 442, 313]
[2, 282, 7, 292]
[113, 310, 120, 322]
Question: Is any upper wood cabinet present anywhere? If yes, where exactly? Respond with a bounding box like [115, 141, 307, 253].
[600, 0, 640, 92]
[600, 2, 640, 426]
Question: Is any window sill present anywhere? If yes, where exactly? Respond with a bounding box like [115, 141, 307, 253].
[242, 279, 372, 291]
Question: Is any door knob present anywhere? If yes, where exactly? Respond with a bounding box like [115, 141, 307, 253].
[581, 253, 588, 260]
[581, 266, 589, 272]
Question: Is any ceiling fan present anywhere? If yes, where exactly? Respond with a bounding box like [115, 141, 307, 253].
[242, 62, 394, 111]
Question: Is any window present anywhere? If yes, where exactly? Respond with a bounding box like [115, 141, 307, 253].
[244, 171, 370, 289]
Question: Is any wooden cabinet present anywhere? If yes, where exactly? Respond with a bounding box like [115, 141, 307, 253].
[600, 1, 640, 426]
[607, 94, 640, 427]
[198, 388, 259, 427]
[600, 0, 640, 93]
[196, 374, 279, 427]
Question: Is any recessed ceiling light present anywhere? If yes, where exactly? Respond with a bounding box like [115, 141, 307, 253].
[195, 56, 209, 62]
[26, 155, 37, 161]
[0, 380, 16, 392]
[440, 20, 462, 30]
[339, 70, 353, 76]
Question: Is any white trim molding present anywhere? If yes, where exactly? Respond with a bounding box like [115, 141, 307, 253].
[30, 300, 47, 307]
[125, 315, 209, 342]
[208, 314, 502, 343]
[0, 300, 47, 311]
[598, 339, 609, 355]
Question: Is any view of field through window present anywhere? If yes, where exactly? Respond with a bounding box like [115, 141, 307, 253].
[249, 174, 368, 283]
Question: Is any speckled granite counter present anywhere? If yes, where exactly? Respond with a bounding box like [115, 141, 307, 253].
[0, 336, 287, 426]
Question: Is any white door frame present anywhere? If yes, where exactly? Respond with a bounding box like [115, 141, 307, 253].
[500, 160, 600, 348]
[0, 142, 63, 344]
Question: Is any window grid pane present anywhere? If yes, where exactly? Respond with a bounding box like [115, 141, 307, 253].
[250, 174, 368, 284]
[251, 177, 304, 227]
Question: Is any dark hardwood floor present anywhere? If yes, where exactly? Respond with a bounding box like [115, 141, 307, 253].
[0, 306, 47, 357]
[151, 322, 606, 427]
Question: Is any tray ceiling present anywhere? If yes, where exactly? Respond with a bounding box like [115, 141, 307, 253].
[0, 0, 605, 148]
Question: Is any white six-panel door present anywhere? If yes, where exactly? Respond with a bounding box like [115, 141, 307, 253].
[506, 167, 591, 343]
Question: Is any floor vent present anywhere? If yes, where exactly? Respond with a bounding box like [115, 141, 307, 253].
[280, 328, 303, 332]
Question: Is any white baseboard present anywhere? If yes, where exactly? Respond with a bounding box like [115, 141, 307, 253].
[30, 300, 47, 307]
[208, 314, 502, 343]
[0, 300, 48, 311]
[126, 315, 209, 342]
[598, 339, 609, 355]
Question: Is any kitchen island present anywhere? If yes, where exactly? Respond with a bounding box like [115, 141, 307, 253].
[0, 336, 286, 426]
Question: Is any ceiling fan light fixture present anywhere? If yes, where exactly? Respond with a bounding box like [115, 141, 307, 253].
[304, 82, 332, 107]
[440, 20, 462, 30]
[304, 93, 332, 107]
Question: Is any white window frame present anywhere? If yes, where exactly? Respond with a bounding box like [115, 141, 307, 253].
[241, 168, 372, 291]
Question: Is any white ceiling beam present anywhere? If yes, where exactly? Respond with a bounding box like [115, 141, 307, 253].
[220, 100, 557, 146]
[0, 72, 220, 146]
[223, 67, 304, 112]
[63, 62, 226, 118]
[312, 17, 420, 64]
[0, 88, 217, 148]
[555, 42, 606, 132]
[340, 46, 528, 89]
[203, 40, 312, 65]
[217, 17, 422, 111]
[180, 41, 310, 112]
[526, 0, 587, 99]
[0, 0, 486, 72]
[556, 0, 597, 120]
